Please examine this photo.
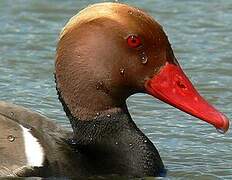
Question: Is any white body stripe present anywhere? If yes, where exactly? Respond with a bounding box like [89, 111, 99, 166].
[20, 125, 44, 167]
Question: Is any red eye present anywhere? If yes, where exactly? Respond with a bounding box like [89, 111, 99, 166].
[127, 35, 142, 48]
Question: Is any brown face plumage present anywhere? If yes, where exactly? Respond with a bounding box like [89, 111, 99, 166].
[55, 2, 175, 120]
[55, 2, 229, 133]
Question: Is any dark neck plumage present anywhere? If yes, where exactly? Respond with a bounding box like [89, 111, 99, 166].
[56, 87, 165, 177]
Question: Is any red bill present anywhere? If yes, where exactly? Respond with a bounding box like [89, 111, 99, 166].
[145, 62, 230, 133]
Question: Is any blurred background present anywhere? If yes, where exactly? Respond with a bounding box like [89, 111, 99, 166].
[0, 0, 232, 179]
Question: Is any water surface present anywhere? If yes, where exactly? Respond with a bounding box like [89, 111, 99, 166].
[0, 0, 232, 179]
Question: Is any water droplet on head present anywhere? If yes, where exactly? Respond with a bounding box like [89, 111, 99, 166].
[115, 142, 118, 145]
[7, 135, 15, 142]
[10, 112, 14, 116]
[128, 10, 133, 15]
[96, 81, 104, 90]
[141, 56, 148, 64]
[140, 52, 148, 64]
[107, 114, 111, 118]
[144, 140, 147, 143]
[120, 68, 125, 75]
[96, 112, 100, 116]
[129, 143, 132, 146]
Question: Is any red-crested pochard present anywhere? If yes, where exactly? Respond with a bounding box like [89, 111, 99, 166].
[0, 2, 230, 178]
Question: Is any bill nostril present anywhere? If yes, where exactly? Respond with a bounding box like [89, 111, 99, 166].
[176, 80, 187, 90]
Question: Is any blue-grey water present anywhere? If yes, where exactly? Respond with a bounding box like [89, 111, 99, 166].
[0, 0, 232, 179]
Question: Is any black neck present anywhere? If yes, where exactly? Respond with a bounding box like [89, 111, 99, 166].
[71, 112, 165, 177]
[57, 86, 165, 177]
[71, 114, 165, 177]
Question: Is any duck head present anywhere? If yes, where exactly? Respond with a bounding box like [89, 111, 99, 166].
[55, 2, 229, 133]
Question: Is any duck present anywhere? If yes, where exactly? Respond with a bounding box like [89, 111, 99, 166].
[0, 2, 229, 178]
